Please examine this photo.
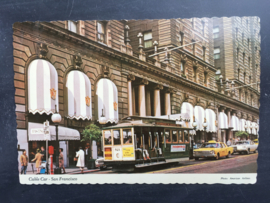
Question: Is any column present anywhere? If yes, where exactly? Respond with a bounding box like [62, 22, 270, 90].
[139, 79, 148, 117]
[127, 74, 135, 116]
[154, 84, 163, 117]
[165, 89, 172, 116]
[227, 109, 233, 140]
[132, 87, 136, 115]
[146, 90, 151, 116]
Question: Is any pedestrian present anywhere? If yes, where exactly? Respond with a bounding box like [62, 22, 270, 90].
[227, 138, 232, 146]
[40, 146, 46, 162]
[31, 149, 43, 174]
[59, 148, 66, 174]
[84, 145, 90, 165]
[76, 147, 85, 174]
[20, 150, 28, 175]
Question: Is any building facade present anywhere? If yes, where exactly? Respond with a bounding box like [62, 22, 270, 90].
[14, 17, 260, 170]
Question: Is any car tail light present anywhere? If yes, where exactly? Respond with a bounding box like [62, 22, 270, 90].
[104, 147, 112, 160]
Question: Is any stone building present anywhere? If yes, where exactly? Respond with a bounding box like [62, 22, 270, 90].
[14, 17, 260, 170]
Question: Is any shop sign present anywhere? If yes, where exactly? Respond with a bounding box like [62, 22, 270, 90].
[113, 147, 122, 160]
[31, 128, 44, 134]
[171, 145, 186, 152]
[122, 147, 134, 158]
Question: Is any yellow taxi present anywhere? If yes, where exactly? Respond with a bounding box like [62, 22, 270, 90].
[253, 139, 259, 145]
[193, 140, 234, 160]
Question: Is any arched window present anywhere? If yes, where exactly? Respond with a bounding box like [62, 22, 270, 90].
[96, 78, 118, 123]
[28, 59, 58, 114]
[66, 70, 92, 120]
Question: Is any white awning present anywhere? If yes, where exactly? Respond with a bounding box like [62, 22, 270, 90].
[251, 122, 258, 135]
[28, 59, 58, 114]
[181, 102, 195, 135]
[28, 122, 80, 141]
[231, 115, 240, 131]
[246, 120, 252, 134]
[96, 78, 118, 123]
[194, 106, 205, 131]
[218, 112, 228, 129]
[239, 119, 246, 131]
[66, 70, 92, 120]
[205, 109, 216, 133]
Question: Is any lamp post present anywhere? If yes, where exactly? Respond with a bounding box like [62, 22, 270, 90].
[203, 118, 208, 142]
[190, 118, 197, 159]
[51, 105, 62, 169]
[244, 122, 248, 140]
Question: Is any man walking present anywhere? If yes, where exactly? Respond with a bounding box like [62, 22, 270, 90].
[20, 150, 28, 174]
[227, 138, 232, 146]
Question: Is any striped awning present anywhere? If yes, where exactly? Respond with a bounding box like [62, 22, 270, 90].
[251, 122, 258, 135]
[231, 115, 240, 131]
[96, 78, 118, 123]
[181, 102, 195, 135]
[239, 119, 246, 131]
[205, 109, 216, 133]
[194, 106, 205, 131]
[28, 59, 58, 114]
[218, 112, 228, 129]
[66, 70, 92, 120]
[246, 120, 252, 134]
[28, 122, 80, 141]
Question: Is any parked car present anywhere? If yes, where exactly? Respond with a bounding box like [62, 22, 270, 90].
[233, 141, 258, 154]
[253, 139, 259, 145]
[193, 140, 234, 160]
[95, 157, 107, 170]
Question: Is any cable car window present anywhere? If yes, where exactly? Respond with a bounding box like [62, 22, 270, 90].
[104, 130, 112, 145]
[178, 131, 184, 143]
[184, 130, 189, 143]
[123, 129, 132, 144]
[113, 130, 121, 145]
[165, 130, 171, 143]
[172, 130, 178, 143]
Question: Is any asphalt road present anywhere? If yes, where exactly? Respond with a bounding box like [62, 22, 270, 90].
[90, 153, 258, 174]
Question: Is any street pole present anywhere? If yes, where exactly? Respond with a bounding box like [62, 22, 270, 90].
[46, 140, 48, 174]
[56, 124, 59, 168]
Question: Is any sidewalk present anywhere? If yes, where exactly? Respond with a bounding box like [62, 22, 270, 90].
[25, 167, 100, 175]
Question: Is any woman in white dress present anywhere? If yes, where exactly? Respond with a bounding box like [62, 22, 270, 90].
[76, 147, 85, 174]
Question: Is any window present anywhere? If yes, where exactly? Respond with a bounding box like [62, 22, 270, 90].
[237, 48, 239, 60]
[192, 39, 196, 55]
[246, 19, 248, 26]
[213, 27, 219, 39]
[143, 31, 153, 48]
[113, 130, 121, 145]
[204, 72, 208, 86]
[214, 47, 220, 59]
[192, 18, 195, 28]
[104, 130, 112, 145]
[172, 131, 178, 143]
[184, 130, 189, 143]
[242, 33, 244, 43]
[247, 38, 250, 49]
[123, 129, 132, 144]
[244, 72, 246, 83]
[97, 21, 106, 43]
[165, 130, 171, 143]
[243, 53, 245, 64]
[179, 32, 184, 46]
[180, 61, 184, 73]
[178, 131, 183, 143]
[249, 75, 251, 84]
[193, 66, 197, 82]
[202, 20, 205, 36]
[238, 69, 240, 80]
[248, 57, 251, 68]
[68, 20, 77, 33]
[245, 92, 248, 103]
[203, 46, 206, 61]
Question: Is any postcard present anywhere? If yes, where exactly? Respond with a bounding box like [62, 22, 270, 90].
[14, 16, 260, 184]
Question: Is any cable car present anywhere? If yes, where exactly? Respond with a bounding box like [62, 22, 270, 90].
[102, 115, 194, 172]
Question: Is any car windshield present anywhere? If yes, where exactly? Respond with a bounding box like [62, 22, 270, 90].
[200, 143, 220, 148]
[236, 141, 249, 145]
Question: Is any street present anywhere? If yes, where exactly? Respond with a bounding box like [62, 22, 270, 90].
[63, 153, 257, 174]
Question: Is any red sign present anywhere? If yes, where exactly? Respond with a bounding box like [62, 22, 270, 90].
[171, 145, 186, 152]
